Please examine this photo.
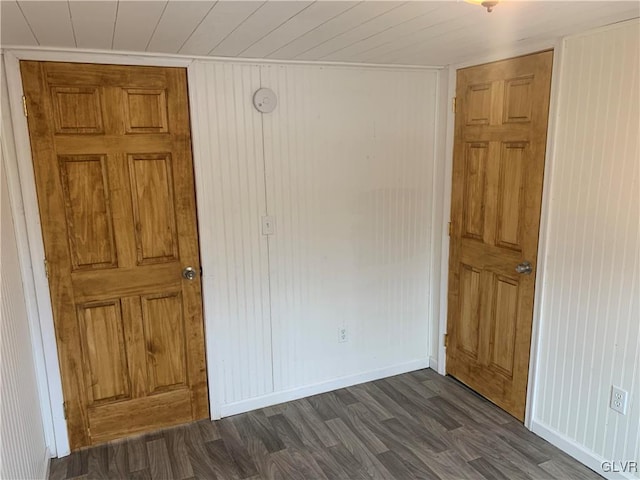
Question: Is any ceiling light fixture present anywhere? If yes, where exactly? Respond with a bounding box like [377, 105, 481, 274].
[466, 0, 499, 13]
[482, 1, 498, 12]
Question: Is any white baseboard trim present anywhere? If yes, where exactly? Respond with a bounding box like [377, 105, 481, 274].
[219, 358, 431, 417]
[41, 448, 51, 479]
[429, 356, 439, 371]
[530, 420, 638, 480]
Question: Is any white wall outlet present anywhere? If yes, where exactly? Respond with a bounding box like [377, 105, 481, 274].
[610, 386, 629, 415]
[339, 327, 348, 343]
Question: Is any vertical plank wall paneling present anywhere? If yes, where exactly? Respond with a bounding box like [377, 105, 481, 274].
[1, 151, 48, 477]
[262, 65, 437, 390]
[532, 20, 639, 477]
[190, 61, 439, 412]
[189, 62, 273, 410]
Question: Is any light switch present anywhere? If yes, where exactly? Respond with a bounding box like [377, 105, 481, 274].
[261, 216, 275, 236]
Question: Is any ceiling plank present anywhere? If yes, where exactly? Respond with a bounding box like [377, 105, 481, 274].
[179, 1, 264, 56]
[68, 1, 118, 50]
[267, 1, 400, 60]
[241, 1, 358, 59]
[0, 1, 38, 46]
[325, 3, 467, 63]
[296, 2, 438, 60]
[211, 1, 313, 58]
[395, 2, 637, 66]
[522, 2, 639, 43]
[113, 1, 167, 52]
[412, 2, 566, 65]
[146, 0, 215, 54]
[18, 0, 75, 47]
[359, 8, 483, 64]
[2, 1, 638, 67]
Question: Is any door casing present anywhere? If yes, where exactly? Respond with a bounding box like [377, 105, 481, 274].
[436, 43, 564, 429]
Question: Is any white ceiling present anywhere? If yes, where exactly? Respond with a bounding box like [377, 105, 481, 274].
[1, 1, 638, 66]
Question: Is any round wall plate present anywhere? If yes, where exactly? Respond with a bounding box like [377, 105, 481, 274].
[253, 88, 277, 113]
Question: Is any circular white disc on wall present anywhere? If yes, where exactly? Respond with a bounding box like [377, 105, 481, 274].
[253, 88, 277, 113]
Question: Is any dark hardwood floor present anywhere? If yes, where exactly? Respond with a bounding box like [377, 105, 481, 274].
[49, 369, 601, 479]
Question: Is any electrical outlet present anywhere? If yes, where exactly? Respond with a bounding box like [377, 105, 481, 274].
[339, 327, 348, 343]
[610, 386, 628, 415]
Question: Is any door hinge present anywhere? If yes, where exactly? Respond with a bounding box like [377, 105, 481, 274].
[444, 334, 449, 348]
[448, 221, 453, 236]
[63, 402, 68, 419]
[452, 97, 457, 113]
[44, 259, 49, 278]
[22, 96, 28, 117]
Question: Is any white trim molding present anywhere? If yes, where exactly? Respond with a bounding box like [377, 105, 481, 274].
[2, 51, 66, 457]
[531, 420, 638, 480]
[220, 359, 431, 417]
[524, 38, 566, 430]
[2, 45, 443, 71]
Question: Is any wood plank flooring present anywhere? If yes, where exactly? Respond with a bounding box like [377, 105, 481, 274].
[49, 369, 601, 479]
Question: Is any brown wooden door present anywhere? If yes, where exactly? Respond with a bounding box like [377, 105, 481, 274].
[21, 61, 209, 449]
[446, 51, 553, 420]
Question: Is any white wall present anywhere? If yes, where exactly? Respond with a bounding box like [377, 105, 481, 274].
[1, 128, 49, 479]
[189, 61, 441, 415]
[189, 62, 273, 416]
[531, 20, 640, 479]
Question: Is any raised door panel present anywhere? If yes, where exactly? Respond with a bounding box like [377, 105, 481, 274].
[58, 155, 117, 270]
[123, 88, 169, 134]
[496, 143, 527, 250]
[51, 86, 104, 134]
[88, 389, 192, 444]
[457, 264, 482, 359]
[141, 292, 187, 392]
[462, 143, 488, 240]
[77, 300, 130, 404]
[128, 153, 179, 265]
[465, 83, 492, 125]
[503, 76, 534, 124]
[489, 275, 519, 378]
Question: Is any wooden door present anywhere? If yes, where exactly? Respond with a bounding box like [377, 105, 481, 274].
[446, 51, 553, 420]
[21, 61, 209, 449]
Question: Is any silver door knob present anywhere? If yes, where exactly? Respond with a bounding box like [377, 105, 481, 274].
[182, 266, 196, 280]
[515, 261, 533, 275]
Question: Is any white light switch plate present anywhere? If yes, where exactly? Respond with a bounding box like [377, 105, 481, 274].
[261, 216, 275, 236]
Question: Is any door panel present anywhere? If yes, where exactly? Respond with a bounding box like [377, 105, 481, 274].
[78, 300, 130, 404]
[58, 154, 117, 269]
[496, 143, 526, 249]
[490, 275, 519, 376]
[128, 153, 179, 264]
[51, 86, 104, 134]
[447, 51, 553, 420]
[141, 292, 187, 392]
[462, 143, 488, 239]
[21, 61, 208, 449]
[123, 88, 169, 133]
[503, 76, 534, 123]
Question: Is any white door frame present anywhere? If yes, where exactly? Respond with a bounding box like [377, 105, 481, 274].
[2, 49, 193, 457]
[436, 39, 565, 430]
